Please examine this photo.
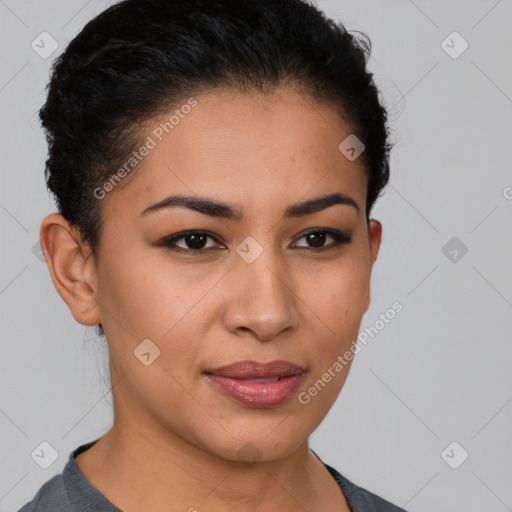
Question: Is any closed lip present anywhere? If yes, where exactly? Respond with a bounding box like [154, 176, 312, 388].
[204, 360, 306, 379]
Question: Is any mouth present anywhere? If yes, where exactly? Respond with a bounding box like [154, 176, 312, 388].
[204, 360, 306, 408]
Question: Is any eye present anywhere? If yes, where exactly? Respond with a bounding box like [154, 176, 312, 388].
[292, 229, 352, 251]
[158, 231, 224, 254]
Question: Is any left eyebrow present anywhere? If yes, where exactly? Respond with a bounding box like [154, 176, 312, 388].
[139, 192, 360, 218]
[284, 192, 360, 218]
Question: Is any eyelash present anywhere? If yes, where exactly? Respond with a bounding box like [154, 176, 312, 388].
[157, 229, 352, 255]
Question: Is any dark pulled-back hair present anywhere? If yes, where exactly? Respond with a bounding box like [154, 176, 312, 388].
[40, 0, 393, 261]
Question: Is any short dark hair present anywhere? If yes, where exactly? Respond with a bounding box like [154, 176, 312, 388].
[40, 0, 393, 336]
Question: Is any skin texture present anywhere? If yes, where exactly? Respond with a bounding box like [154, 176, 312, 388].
[40, 86, 382, 512]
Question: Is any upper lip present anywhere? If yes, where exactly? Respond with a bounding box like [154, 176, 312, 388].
[205, 360, 306, 379]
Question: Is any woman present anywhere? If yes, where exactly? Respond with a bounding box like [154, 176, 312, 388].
[20, 0, 403, 510]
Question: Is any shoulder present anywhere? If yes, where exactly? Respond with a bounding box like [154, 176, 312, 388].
[318, 455, 408, 512]
[17, 473, 71, 512]
[17, 439, 102, 512]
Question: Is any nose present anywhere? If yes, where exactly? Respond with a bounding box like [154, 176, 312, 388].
[222, 245, 299, 342]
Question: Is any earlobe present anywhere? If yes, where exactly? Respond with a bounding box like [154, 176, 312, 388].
[40, 213, 101, 327]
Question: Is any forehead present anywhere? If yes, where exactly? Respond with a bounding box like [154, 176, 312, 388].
[102, 87, 367, 218]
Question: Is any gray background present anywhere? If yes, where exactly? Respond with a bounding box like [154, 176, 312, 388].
[1, 0, 511, 510]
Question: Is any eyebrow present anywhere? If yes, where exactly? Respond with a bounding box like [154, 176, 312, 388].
[139, 192, 360, 219]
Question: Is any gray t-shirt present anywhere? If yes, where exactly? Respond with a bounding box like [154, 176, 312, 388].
[18, 440, 407, 511]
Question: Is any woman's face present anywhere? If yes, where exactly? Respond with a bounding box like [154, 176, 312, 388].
[75, 87, 381, 462]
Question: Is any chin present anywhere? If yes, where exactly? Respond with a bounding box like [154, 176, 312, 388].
[192, 417, 312, 466]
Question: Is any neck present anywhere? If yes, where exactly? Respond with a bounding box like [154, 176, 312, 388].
[76, 425, 332, 512]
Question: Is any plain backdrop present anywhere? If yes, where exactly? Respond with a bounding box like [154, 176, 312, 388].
[1, 1, 511, 511]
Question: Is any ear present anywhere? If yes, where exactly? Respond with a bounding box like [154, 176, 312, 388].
[362, 219, 382, 313]
[39, 213, 101, 327]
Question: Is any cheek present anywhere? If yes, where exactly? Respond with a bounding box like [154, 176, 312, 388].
[97, 252, 223, 384]
[299, 258, 370, 326]
[297, 258, 370, 375]
[97, 259, 207, 401]
[97, 246, 206, 337]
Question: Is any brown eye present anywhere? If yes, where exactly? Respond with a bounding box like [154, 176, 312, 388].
[177, 233, 210, 250]
[159, 231, 224, 254]
[293, 229, 352, 250]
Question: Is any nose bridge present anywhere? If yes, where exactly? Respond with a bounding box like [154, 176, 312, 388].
[224, 238, 297, 339]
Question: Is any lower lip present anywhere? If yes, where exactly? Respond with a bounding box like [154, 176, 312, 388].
[206, 373, 304, 408]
